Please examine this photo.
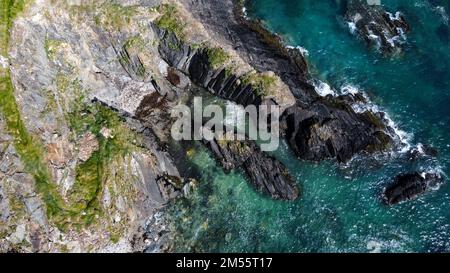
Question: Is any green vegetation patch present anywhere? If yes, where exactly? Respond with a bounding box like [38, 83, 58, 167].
[0, 0, 68, 228]
[0, 0, 29, 54]
[155, 4, 185, 41]
[205, 47, 229, 70]
[124, 34, 146, 52]
[44, 36, 63, 61]
[0, 0, 140, 234]
[64, 89, 140, 224]
[94, 3, 138, 31]
[241, 72, 277, 98]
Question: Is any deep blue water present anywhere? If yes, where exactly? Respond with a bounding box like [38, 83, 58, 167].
[167, 0, 450, 252]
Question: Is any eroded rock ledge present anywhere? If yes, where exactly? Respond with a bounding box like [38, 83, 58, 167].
[184, 0, 396, 163]
[203, 132, 299, 200]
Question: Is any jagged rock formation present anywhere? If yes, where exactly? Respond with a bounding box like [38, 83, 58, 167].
[203, 132, 299, 200]
[282, 101, 393, 162]
[383, 172, 444, 205]
[0, 0, 426, 253]
[152, 22, 301, 199]
[184, 0, 396, 163]
[0, 0, 187, 252]
[345, 0, 410, 54]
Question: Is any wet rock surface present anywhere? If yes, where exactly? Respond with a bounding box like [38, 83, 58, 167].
[383, 172, 444, 205]
[203, 134, 299, 200]
[345, 0, 410, 54]
[281, 100, 393, 163]
[184, 0, 395, 163]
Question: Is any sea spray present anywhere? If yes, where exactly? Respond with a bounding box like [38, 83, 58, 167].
[339, 84, 413, 153]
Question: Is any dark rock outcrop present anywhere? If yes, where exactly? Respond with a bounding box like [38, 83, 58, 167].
[408, 144, 439, 160]
[345, 0, 410, 54]
[152, 25, 300, 200]
[281, 99, 393, 162]
[203, 134, 300, 200]
[383, 172, 444, 205]
[154, 25, 262, 107]
[181, 0, 396, 163]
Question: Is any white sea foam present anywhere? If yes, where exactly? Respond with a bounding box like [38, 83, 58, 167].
[386, 11, 402, 21]
[340, 84, 360, 95]
[338, 84, 413, 153]
[397, 27, 407, 41]
[347, 22, 357, 34]
[434, 6, 449, 24]
[417, 143, 425, 155]
[386, 35, 397, 48]
[287, 45, 309, 57]
[367, 31, 382, 50]
[313, 80, 336, 97]
[419, 166, 445, 191]
[366, 240, 382, 253]
[242, 7, 249, 19]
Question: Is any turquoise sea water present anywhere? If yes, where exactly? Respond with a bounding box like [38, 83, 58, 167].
[167, 0, 450, 252]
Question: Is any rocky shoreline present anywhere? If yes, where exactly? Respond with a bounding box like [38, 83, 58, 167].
[186, 0, 398, 164]
[0, 0, 444, 253]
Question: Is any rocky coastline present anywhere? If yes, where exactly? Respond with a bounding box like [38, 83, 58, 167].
[0, 0, 444, 253]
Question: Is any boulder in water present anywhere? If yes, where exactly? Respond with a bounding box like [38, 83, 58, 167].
[383, 172, 444, 205]
[345, 0, 410, 54]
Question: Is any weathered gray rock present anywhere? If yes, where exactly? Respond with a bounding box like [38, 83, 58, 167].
[3, 0, 185, 253]
[281, 99, 393, 163]
[154, 25, 262, 107]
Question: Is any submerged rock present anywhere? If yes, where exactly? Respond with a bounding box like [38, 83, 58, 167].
[345, 0, 410, 54]
[408, 144, 439, 160]
[383, 172, 444, 205]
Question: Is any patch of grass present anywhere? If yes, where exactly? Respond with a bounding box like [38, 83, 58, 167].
[41, 89, 58, 118]
[65, 97, 140, 226]
[241, 72, 277, 97]
[0, 72, 68, 226]
[224, 66, 234, 78]
[121, 36, 148, 78]
[205, 47, 229, 70]
[44, 36, 63, 61]
[0, 0, 30, 55]
[1, 0, 67, 228]
[8, 195, 25, 219]
[155, 4, 185, 40]
[0, 0, 139, 234]
[108, 225, 123, 244]
[124, 34, 146, 52]
[94, 3, 138, 31]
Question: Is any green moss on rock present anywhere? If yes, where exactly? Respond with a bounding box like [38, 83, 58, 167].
[241, 72, 277, 97]
[205, 47, 229, 70]
[44, 36, 63, 61]
[155, 4, 185, 40]
[95, 3, 138, 31]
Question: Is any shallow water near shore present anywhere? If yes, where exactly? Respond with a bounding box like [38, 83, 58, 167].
[166, 0, 450, 252]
